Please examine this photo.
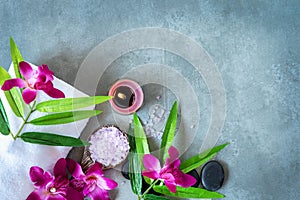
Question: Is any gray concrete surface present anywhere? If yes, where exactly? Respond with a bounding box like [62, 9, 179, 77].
[0, 0, 299, 199]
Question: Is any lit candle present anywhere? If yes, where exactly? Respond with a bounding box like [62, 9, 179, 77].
[108, 79, 144, 115]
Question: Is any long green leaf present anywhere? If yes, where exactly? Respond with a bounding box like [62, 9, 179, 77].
[160, 101, 178, 161]
[35, 96, 112, 112]
[128, 124, 142, 195]
[0, 66, 11, 85]
[0, 66, 24, 117]
[153, 185, 225, 199]
[144, 194, 169, 200]
[133, 113, 150, 163]
[20, 132, 89, 146]
[10, 37, 24, 78]
[0, 99, 10, 135]
[133, 114, 152, 185]
[180, 143, 229, 173]
[29, 110, 102, 125]
[0, 99, 9, 124]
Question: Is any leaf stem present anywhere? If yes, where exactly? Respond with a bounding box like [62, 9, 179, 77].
[9, 132, 15, 138]
[141, 179, 159, 198]
[13, 101, 36, 140]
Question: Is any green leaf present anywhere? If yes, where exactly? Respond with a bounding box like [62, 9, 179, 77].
[153, 185, 225, 199]
[0, 66, 24, 117]
[180, 143, 229, 173]
[128, 124, 142, 195]
[144, 194, 169, 200]
[35, 96, 112, 112]
[160, 101, 178, 161]
[133, 114, 153, 185]
[0, 99, 10, 135]
[20, 132, 89, 146]
[0, 66, 11, 87]
[29, 110, 102, 125]
[133, 113, 150, 163]
[0, 99, 9, 124]
[10, 37, 24, 78]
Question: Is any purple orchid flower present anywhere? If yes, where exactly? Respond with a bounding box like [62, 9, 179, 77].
[67, 159, 118, 200]
[1, 61, 65, 104]
[27, 158, 83, 200]
[142, 146, 196, 193]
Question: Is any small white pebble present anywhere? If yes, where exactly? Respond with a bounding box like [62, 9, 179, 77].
[121, 181, 126, 185]
[156, 95, 161, 100]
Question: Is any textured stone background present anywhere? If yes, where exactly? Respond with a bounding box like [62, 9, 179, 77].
[0, 0, 299, 199]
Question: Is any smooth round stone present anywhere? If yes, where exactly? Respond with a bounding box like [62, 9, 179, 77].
[121, 161, 130, 180]
[187, 169, 201, 188]
[200, 160, 225, 191]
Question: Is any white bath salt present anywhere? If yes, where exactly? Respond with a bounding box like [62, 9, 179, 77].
[156, 131, 164, 138]
[89, 126, 130, 167]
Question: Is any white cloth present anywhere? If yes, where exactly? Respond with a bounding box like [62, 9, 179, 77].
[0, 63, 92, 199]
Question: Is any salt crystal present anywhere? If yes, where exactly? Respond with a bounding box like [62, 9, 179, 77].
[153, 116, 161, 124]
[156, 108, 165, 118]
[89, 126, 130, 168]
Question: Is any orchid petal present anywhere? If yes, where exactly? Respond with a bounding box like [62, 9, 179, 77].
[160, 172, 175, 182]
[43, 87, 65, 99]
[143, 154, 161, 171]
[66, 158, 85, 179]
[83, 183, 96, 196]
[169, 159, 181, 169]
[166, 146, 179, 165]
[19, 61, 33, 80]
[35, 80, 52, 91]
[26, 190, 43, 200]
[142, 171, 159, 180]
[53, 158, 67, 177]
[178, 173, 197, 188]
[37, 81, 65, 99]
[22, 88, 37, 104]
[1, 78, 25, 90]
[29, 166, 53, 188]
[37, 64, 54, 83]
[97, 177, 118, 190]
[164, 181, 177, 193]
[52, 175, 69, 190]
[66, 187, 84, 200]
[88, 187, 110, 200]
[70, 179, 85, 193]
[86, 162, 104, 177]
[47, 195, 67, 200]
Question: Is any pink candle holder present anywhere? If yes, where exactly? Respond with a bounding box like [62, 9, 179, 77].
[108, 79, 144, 115]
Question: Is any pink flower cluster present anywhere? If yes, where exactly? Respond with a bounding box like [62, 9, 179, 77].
[27, 158, 118, 200]
[142, 146, 196, 193]
[1, 61, 64, 104]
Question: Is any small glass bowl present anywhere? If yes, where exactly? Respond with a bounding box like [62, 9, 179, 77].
[108, 79, 144, 115]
